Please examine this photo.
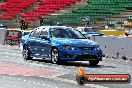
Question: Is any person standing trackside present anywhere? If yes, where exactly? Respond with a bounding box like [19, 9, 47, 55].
[82, 16, 91, 27]
[19, 17, 28, 30]
[39, 17, 44, 26]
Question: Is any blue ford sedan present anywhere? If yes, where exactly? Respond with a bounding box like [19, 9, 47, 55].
[20, 26, 104, 65]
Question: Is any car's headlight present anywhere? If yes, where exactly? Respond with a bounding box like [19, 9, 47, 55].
[63, 45, 77, 50]
[95, 47, 101, 51]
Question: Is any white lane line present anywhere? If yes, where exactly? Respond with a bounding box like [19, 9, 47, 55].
[42, 84, 46, 85]
[85, 84, 107, 88]
[47, 85, 51, 87]
[23, 80, 27, 82]
[23, 74, 31, 76]
[8, 77, 12, 79]
[27, 80, 31, 83]
[50, 77, 108, 88]
[54, 87, 59, 88]
[37, 83, 40, 85]
[49, 73, 69, 78]
[5, 68, 107, 88]
[41, 83, 58, 88]
[10, 74, 21, 76]
[2, 75, 59, 88]
[33, 82, 36, 84]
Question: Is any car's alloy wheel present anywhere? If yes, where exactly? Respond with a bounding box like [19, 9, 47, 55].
[23, 46, 32, 60]
[51, 48, 59, 64]
[89, 61, 99, 66]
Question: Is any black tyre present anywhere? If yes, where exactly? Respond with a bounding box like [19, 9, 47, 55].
[51, 48, 60, 64]
[76, 75, 86, 86]
[22, 46, 32, 60]
[89, 61, 99, 66]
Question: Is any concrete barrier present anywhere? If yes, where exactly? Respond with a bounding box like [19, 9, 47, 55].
[0, 25, 7, 44]
[91, 36, 132, 60]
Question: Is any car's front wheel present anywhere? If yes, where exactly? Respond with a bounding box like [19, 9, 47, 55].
[22, 46, 32, 60]
[51, 48, 60, 64]
[89, 61, 99, 66]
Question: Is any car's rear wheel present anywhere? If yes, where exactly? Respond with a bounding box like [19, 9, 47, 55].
[51, 48, 60, 64]
[23, 46, 32, 60]
[89, 61, 99, 66]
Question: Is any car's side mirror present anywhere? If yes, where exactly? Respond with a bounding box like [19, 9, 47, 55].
[40, 36, 49, 40]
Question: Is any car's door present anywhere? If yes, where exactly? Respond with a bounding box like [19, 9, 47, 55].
[27, 28, 40, 56]
[37, 28, 51, 58]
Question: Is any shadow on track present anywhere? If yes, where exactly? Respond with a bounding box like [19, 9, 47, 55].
[25, 59, 116, 68]
[59, 61, 116, 68]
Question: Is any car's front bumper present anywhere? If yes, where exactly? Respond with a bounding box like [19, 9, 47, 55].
[59, 49, 103, 61]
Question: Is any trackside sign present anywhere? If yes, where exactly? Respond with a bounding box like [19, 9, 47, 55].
[6, 30, 22, 45]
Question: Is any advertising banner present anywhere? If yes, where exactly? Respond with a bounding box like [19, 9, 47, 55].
[6, 30, 22, 45]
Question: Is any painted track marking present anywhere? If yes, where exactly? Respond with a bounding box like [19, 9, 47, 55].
[1, 75, 59, 88]
[0, 61, 66, 78]
[49, 77, 109, 88]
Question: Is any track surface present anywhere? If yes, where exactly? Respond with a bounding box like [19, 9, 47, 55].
[0, 45, 132, 88]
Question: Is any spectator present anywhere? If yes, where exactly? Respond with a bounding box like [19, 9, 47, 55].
[39, 17, 44, 26]
[19, 17, 28, 30]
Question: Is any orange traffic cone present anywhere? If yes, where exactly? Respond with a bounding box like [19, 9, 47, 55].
[77, 66, 86, 76]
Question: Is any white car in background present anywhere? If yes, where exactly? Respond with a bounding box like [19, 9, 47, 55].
[21, 30, 32, 36]
[76, 27, 104, 36]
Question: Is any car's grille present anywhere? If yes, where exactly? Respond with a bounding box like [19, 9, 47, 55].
[78, 47, 94, 50]
[76, 54, 97, 61]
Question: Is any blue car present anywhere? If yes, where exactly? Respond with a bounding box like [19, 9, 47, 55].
[20, 26, 104, 65]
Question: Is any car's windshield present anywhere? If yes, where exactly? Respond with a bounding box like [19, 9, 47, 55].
[50, 28, 86, 39]
[84, 28, 98, 32]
